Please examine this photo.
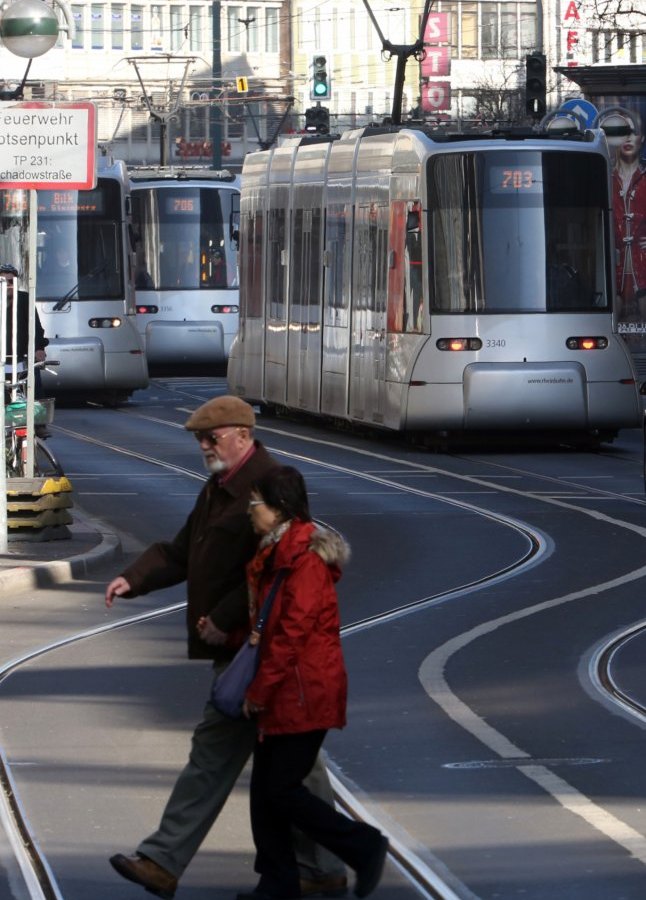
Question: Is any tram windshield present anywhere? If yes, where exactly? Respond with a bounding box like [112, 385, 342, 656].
[131, 186, 238, 291]
[36, 180, 124, 302]
[428, 150, 611, 313]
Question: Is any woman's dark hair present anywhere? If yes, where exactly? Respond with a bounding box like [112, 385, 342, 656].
[253, 465, 311, 523]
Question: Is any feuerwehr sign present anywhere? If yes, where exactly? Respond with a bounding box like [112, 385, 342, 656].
[0, 101, 96, 190]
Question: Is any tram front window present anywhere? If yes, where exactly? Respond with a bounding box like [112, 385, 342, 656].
[37, 181, 124, 301]
[132, 187, 238, 292]
[428, 150, 610, 313]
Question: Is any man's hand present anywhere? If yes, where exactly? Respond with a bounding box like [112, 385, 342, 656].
[196, 616, 228, 646]
[105, 576, 131, 608]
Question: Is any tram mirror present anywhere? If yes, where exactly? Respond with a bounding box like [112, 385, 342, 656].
[230, 194, 240, 249]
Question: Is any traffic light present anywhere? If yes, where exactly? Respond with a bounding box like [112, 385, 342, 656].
[525, 52, 547, 118]
[310, 54, 331, 101]
[305, 106, 330, 135]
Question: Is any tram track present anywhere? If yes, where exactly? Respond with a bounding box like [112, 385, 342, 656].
[2, 406, 547, 900]
[6, 390, 646, 899]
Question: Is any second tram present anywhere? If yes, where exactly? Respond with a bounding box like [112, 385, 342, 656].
[228, 122, 641, 444]
[36, 156, 149, 402]
[128, 166, 241, 373]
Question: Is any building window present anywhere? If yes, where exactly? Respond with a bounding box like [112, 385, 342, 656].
[519, 3, 535, 51]
[189, 6, 202, 52]
[461, 3, 477, 58]
[72, 4, 84, 48]
[500, 6, 516, 57]
[111, 4, 124, 50]
[246, 7, 259, 52]
[437, 1, 534, 59]
[131, 5, 144, 50]
[228, 7, 241, 52]
[481, 3, 498, 58]
[170, 6, 184, 51]
[91, 4, 104, 49]
[265, 7, 278, 52]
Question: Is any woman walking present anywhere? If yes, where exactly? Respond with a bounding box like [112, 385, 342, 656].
[239, 466, 388, 900]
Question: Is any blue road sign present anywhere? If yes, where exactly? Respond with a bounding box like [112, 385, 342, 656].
[559, 98, 598, 127]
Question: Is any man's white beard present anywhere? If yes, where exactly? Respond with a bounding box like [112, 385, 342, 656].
[204, 455, 228, 474]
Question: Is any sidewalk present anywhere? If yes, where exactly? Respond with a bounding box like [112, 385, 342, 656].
[0, 507, 122, 596]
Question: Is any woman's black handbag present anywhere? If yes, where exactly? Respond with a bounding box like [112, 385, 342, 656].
[210, 569, 286, 718]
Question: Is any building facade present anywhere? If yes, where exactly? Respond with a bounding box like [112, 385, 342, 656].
[0, 0, 643, 166]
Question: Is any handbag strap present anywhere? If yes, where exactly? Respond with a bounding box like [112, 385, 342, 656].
[255, 568, 287, 635]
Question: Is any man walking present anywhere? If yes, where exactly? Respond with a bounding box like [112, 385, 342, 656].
[106, 395, 346, 899]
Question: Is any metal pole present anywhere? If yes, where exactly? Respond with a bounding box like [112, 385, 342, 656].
[0, 280, 7, 554]
[211, 1, 223, 169]
[26, 190, 37, 478]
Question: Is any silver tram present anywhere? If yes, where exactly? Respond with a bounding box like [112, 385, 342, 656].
[128, 166, 240, 373]
[227, 123, 641, 443]
[36, 157, 149, 402]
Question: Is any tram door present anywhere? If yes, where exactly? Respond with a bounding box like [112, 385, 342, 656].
[286, 201, 324, 411]
[349, 202, 388, 423]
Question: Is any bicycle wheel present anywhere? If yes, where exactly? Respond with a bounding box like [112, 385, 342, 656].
[34, 437, 64, 478]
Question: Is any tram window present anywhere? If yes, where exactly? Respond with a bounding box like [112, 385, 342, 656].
[131, 187, 238, 292]
[36, 180, 124, 302]
[427, 151, 610, 314]
[325, 203, 349, 324]
[291, 207, 322, 322]
[267, 207, 286, 320]
[242, 210, 263, 318]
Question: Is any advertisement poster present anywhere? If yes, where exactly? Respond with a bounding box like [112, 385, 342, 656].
[596, 98, 646, 357]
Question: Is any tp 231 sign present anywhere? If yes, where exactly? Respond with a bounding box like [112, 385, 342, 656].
[0, 102, 96, 190]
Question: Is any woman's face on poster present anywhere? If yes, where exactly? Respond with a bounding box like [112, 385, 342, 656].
[618, 130, 644, 164]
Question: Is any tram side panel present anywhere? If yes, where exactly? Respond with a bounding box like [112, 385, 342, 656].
[264, 143, 298, 407]
[321, 137, 359, 420]
[286, 143, 332, 414]
[229, 152, 272, 401]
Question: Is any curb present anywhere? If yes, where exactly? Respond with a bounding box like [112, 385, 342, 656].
[0, 507, 123, 597]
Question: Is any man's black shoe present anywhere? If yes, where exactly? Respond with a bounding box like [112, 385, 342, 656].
[300, 874, 348, 897]
[109, 853, 178, 899]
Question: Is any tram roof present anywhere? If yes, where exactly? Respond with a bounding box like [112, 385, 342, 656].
[287, 122, 597, 149]
[127, 166, 238, 183]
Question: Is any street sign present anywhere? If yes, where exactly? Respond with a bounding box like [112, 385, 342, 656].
[0, 101, 96, 190]
[236, 77, 249, 93]
[559, 98, 598, 127]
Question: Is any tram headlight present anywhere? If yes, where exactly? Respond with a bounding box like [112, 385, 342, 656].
[566, 336, 608, 350]
[211, 304, 239, 314]
[89, 317, 122, 328]
[136, 305, 159, 314]
[436, 337, 482, 351]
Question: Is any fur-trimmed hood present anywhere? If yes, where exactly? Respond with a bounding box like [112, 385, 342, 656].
[269, 519, 350, 581]
[309, 524, 351, 568]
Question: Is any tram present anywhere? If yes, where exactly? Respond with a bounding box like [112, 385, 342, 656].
[128, 166, 241, 373]
[36, 156, 149, 402]
[228, 121, 641, 444]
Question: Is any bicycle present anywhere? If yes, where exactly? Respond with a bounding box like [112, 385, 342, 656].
[5, 361, 63, 479]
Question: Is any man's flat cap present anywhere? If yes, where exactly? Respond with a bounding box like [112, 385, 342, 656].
[184, 395, 255, 431]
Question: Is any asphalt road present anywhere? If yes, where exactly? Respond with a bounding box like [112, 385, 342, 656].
[2, 379, 646, 900]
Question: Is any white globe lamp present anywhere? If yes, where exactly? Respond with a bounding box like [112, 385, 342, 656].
[0, 0, 59, 58]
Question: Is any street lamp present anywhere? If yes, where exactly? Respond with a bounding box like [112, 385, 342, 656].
[0, 0, 74, 99]
[0, 0, 59, 58]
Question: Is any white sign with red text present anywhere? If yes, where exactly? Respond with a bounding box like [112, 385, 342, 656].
[561, 0, 586, 67]
[0, 102, 96, 190]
